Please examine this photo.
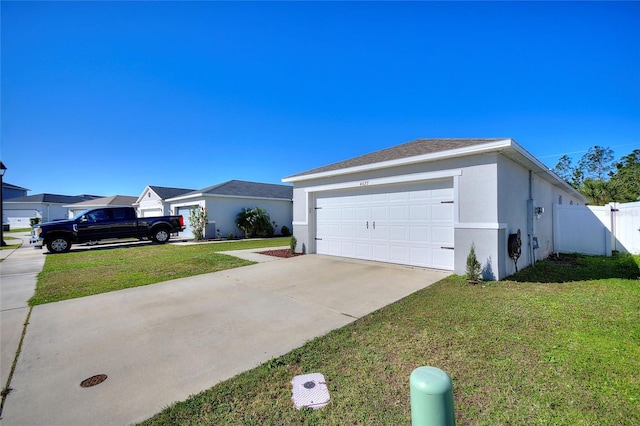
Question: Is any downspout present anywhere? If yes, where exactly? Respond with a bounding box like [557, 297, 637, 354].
[527, 171, 536, 265]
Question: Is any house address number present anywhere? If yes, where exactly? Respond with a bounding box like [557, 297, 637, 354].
[359, 180, 369, 187]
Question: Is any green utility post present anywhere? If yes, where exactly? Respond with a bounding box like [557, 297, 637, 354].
[410, 366, 456, 426]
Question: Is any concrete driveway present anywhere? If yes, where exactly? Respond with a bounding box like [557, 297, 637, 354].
[1, 251, 449, 426]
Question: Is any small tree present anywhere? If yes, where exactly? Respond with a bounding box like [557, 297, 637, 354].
[466, 243, 482, 283]
[188, 206, 208, 241]
[290, 235, 297, 255]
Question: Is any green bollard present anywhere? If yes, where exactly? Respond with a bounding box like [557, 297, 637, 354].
[410, 366, 456, 426]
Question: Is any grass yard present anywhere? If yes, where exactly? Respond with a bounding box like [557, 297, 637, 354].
[140, 253, 640, 426]
[29, 237, 290, 305]
[1, 235, 23, 251]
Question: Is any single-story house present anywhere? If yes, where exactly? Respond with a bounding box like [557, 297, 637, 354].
[282, 138, 588, 280]
[2, 182, 29, 199]
[66, 195, 139, 218]
[166, 180, 293, 239]
[135, 186, 196, 218]
[3, 193, 102, 228]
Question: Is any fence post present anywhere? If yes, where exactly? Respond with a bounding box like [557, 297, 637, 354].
[410, 366, 456, 426]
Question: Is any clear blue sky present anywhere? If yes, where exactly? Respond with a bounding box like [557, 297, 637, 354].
[2, 1, 638, 197]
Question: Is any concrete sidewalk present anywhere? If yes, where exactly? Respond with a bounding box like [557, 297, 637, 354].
[0, 233, 45, 400]
[1, 248, 449, 425]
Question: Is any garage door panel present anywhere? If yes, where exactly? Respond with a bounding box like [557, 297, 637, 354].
[389, 225, 408, 242]
[432, 248, 455, 270]
[431, 226, 454, 245]
[431, 204, 453, 221]
[390, 205, 407, 220]
[410, 247, 430, 266]
[409, 225, 429, 241]
[315, 180, 454, 270]
[356, 243, 371, 258]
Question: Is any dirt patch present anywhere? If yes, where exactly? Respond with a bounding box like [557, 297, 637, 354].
[258, 249, 302, 258]
[545, 254, 579, 266]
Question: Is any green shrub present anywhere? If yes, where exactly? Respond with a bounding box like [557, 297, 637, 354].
[30, 217, 41, 227]
[280, 225, 291, 236]
[188, 206, 208, 241]
[290, 235, 297, 255]
[235, 207, 274, 238]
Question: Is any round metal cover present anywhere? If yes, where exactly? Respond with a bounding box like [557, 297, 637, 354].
[80, 374, 108, 388]
[303, 381, 316, 389]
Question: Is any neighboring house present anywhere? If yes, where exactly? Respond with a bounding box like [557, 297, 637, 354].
[167, 180, 293, 239]
[3, 193, 101, 228]
[135, 186, 195, 218]
[283, 138, 588, 280]
[2, 182, 29, 199]
[66, 195, 139, 218]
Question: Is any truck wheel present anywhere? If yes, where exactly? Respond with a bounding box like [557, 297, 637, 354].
[47, 236, 71, 253]
[152, 228, 171, 244]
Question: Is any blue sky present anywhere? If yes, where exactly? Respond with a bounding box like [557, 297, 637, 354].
[2, 1, 638, 197]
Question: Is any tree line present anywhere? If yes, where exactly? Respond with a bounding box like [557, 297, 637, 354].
[554, 146, 639, 205]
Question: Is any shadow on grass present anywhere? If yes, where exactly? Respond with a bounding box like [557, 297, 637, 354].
[508, 252, 640, 283]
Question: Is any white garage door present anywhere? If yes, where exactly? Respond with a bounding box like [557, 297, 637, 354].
[177, 206, 198, 239]
[315, 180, 454, 270]
[141, 208, 163, 218]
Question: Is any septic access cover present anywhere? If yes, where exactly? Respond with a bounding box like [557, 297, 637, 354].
[80, 374, 108, 388]
[291, 373, 330, 410]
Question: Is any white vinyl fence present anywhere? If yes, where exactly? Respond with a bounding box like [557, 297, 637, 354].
[554, 201, 640, 255]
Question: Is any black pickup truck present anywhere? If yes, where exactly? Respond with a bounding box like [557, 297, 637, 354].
[31, 207, 185, 253]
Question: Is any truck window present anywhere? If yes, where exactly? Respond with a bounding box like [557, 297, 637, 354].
[88, 209, 108, 222]
[112, 208, 133, 220]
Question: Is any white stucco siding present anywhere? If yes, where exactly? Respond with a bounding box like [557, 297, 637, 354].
[138, 189, 170, 217]
[456, 157, 499, 224]
[205, 196, 293, 238]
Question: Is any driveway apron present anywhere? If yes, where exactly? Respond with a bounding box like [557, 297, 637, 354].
[1, 253, 449, 426]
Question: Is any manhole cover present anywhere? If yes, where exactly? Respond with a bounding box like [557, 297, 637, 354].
[80, 374, 108, 388]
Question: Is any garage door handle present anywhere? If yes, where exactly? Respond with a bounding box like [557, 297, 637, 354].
[373, 221, 376, 229]
[366, 221, 369, 229]
[441, 246, 454, 250]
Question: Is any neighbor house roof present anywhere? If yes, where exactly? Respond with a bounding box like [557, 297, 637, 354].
[65, 195, 138, 208]
[148, 186, 196, 200]
[168, 180, 293, 201]
[4, 193, 102, 204]
[285, 138, 506, 179]
[2, 182, 30, 191]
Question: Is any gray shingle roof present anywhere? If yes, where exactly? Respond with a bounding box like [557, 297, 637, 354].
[149, 186, 196, 200]
[197, 180, 293, 199]
[4, 193, 102, 204]
[286, 138, 508, 178]
[2, 182, 30, 191]
[67, 195, 138, 207]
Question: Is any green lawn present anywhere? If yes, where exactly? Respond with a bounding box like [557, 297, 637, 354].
[140, 253, 640, 426]
[1, 235, 22, 251]
[30, 237, 290, 305]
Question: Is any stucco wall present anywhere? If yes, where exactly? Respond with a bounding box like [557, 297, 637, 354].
[204, 196, 292, 238]
[138, 189, 171, 216]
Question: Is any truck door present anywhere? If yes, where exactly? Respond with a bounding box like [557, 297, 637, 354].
[76, 208, 110, 242]
[109, 208, 138, 238]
